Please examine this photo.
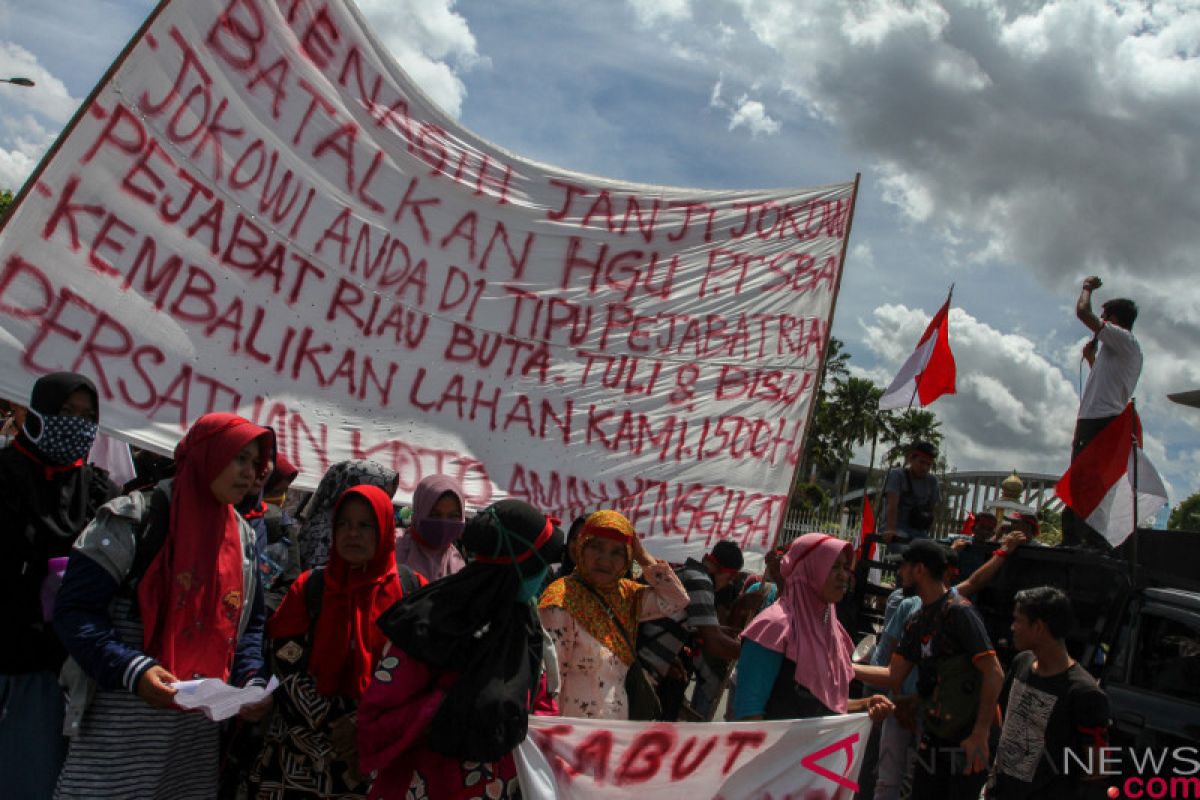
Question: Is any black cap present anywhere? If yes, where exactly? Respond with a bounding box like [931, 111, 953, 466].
[907, 440, 938, 459]
[900, 539, 948, 571]
[710, 540, 744, 571]
[462, 499, 565, 577]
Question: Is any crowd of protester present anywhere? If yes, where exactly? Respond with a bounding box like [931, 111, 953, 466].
[0, 371, 1113, 799]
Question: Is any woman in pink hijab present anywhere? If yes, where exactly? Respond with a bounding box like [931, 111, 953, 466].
[733, 533, 893, 721]
[394, 475, 466, 581]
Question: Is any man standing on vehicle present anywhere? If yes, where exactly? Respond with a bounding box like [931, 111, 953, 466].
[986, 587, 1110, 799]
[882, 441, 940, 543]
[1065, 276, 1141, 548]
[855, 541, 1005, 800]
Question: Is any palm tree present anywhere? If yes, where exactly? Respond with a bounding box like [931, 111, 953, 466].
[799, 337, 850, 481]
[827, 377, 886, 500]
[881, 409, 943, 465]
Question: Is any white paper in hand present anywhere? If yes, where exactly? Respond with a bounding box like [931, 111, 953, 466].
[170, 676, 279, 721]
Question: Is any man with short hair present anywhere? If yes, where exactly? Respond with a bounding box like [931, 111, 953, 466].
[986, 587, 1110, 799]
[1067, 276, 1141, 548]
[868, 534, 1025, 800]
[638, 540, 744, 720]
[883, 441, 941, 543]
[856, 540, 1004, 800]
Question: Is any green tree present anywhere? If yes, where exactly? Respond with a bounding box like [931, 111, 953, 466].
[0, 189, 13, 221]
[1168, 491, 1200, 531]
[799, 337, 850, 480]
[827, 376, 886, 493]
[820, 336, 850, 387]
[880, 408, 944, 465]
[789, 481, 831, 513]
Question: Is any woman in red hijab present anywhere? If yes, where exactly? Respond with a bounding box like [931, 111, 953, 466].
[249, 485, 425, 799]
[53, 413, 275, 799]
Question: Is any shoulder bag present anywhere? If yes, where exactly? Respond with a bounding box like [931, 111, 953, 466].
[572, 577, 663, 721]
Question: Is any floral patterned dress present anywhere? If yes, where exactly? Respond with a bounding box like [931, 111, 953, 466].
[539, 564, 688, 720]
[249, 632, 369, 799]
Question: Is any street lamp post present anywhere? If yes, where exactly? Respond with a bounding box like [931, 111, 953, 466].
[1, 77, 35, 87]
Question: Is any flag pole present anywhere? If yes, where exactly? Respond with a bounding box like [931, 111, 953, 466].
[772, 174, 861, 552]
[857, 426, 879, 549]
[1129, 397, 1139, 573]
[892, 283, 954, 537]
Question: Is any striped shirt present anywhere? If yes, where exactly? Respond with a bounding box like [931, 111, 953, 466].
[637, 559, 718, 677]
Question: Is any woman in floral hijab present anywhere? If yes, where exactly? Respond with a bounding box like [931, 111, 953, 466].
[537, 510, 687, 719]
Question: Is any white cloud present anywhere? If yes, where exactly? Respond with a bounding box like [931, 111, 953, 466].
[629, 0, 693, 28]
[850, 242, 875, 271]
[0, 42, 79, 191]
[355, 0, 484, 118]
[728, 95, 780, 136]
[0, 41, 78, 123]
[709, 78, 724, 107]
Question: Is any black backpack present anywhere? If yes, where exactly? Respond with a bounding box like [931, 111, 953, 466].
[303, 564, 422, 623]
[117, 487, 173, 598]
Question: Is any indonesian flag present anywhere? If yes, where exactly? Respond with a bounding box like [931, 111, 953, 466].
[856, 497, 877, 563]
[879, 297, 956, 410]
[1055, 404, 1168, 547]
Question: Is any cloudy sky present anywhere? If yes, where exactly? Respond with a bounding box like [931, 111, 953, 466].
[2, 0, 1198, 509]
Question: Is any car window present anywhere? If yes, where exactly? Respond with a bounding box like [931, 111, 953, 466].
[1131, 612, 1200, 704]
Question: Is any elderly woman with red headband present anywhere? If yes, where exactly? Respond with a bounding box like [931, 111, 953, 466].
[538, 510, 688, 720]
[733, 533, 894, 722]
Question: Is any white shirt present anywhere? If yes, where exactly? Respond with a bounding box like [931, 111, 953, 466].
[1079, 322, 1142, 419]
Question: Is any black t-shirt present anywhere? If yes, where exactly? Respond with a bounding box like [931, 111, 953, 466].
[986, 651, 1110, 800]
[883, 466, 940, 535]
[896, 589, 995, 740]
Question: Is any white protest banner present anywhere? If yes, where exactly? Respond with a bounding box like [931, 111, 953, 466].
[516, 714, 874, 800]
[0, 0, 856, 561]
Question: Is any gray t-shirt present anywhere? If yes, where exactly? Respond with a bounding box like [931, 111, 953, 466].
[883, 467, 940, 536]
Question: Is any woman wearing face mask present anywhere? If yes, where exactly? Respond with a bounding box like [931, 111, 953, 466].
[250, 485, 425, 799]
[52, 413, 275, 799]
[298, 461, 399, 571]
[357, 499, 563, 799]
[394, 474, 467, 581]
[0, 372, 119, 799]
[733, 533, 894, 722]
[538, 510, 689, 720]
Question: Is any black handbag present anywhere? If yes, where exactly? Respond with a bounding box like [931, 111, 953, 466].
[572, 577, 663, 721]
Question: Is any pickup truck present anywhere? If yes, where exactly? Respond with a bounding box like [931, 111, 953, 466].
[849, 530, 1200, 753]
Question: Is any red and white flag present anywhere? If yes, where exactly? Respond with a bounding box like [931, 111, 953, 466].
[856, 497, 877, 562]
[879, 296, 956, 410]
[1055, 404, 1168, 547]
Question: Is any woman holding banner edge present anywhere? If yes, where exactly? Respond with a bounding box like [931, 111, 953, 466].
[733, 532, 894, 722]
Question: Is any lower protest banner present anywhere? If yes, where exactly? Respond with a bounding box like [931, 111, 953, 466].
[516, 714, 873, 800]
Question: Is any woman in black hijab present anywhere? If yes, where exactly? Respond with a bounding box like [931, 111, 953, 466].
[0, 372, 119, 799]
[357, 499, 563, 800]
